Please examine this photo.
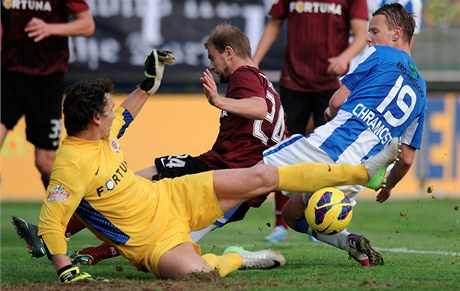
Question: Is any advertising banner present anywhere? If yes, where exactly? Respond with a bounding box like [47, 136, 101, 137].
[62, 0, 460, 92]
[1, 94, 459, 200]
[67, 0, 285, 88]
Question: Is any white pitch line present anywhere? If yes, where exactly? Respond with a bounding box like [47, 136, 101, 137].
[379, 247, 460, 257]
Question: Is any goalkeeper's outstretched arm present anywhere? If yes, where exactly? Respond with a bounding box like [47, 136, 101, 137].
[122, 50, 175, 118]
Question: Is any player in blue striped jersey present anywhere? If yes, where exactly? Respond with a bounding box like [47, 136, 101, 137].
[263, 3, 426, 266]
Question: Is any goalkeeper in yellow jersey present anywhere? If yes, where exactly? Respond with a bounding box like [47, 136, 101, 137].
[14, 49, 398, 283]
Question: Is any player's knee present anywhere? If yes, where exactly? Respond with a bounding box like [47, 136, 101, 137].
[157, 242, 212, 279]
[281, 195, 305, 228]
[34, 151, 55, 176]
[159, 259, 211, 279]
[281, 208, 297, 229]
[35, 159, 52, 177]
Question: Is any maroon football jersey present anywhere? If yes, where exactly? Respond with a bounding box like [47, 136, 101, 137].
[1, 0, 90, 75]
[200, 66, 286, 169]
[269, 0, 368, 92]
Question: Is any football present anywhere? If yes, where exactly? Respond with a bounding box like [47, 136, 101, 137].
[305, 187, 353, 235]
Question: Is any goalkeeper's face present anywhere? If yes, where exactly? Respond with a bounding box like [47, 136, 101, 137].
[98, 94, 116, 139]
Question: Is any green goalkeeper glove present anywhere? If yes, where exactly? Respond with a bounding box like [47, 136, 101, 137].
[139, 49, 175, 95]
[58, 265, 109, 283]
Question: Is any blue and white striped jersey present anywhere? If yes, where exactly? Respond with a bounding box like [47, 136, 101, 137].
[307, 46, 426, 164]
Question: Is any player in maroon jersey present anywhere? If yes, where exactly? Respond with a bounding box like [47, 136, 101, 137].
[253, 0, 369, 242]
[1, 0, 95, 189]
[64, 23, 287, 265]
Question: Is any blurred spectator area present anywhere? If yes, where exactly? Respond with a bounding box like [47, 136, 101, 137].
[413, 0, 460, 91]
[67, 0, 460, 93]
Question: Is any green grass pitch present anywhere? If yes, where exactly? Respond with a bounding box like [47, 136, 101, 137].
[1, 198, 459, 290]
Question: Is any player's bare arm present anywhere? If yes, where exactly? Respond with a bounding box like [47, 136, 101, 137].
[376, 144, 416, 203]
[325, 84, 351, 121]
[52, 254, 73, 272]
[120, 88, 150, 118]
[25, 10, 94, 42]
[253, 17, 284, 67]
[121, 50, 174, 118]
[201, 69, 267, 119]
[327, 19, 368, 75]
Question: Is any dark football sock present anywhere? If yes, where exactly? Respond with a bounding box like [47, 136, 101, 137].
[79, 241, 120, 263]
[275, 191, 289, 229]
[65, 214, 86, 238]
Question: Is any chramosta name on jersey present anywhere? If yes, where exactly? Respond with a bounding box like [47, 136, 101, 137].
[352, 104, 392, 145]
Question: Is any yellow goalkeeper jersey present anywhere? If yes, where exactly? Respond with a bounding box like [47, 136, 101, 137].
[38, 106, 168, 256]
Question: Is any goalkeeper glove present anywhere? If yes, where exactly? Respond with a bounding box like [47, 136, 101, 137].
[139, 49, 175, 95]
[58, 265, 109, 283]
